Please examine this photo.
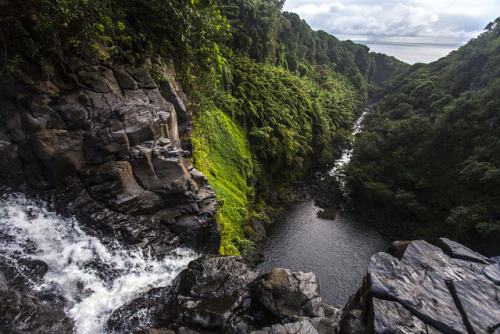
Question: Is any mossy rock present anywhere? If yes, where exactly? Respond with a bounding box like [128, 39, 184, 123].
[317, 207, 336, 220]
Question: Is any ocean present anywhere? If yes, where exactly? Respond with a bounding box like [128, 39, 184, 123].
[356, 41, 464, 64]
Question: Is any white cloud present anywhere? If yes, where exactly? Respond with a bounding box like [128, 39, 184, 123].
[284, 0, 500, 44]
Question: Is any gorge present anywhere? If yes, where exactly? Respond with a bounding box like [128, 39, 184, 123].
[1, 0, 499, 333]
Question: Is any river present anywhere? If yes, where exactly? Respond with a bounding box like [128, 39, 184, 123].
[257, 107, 389, 306]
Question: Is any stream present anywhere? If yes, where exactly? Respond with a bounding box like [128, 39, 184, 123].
[257, 107, 389, 306]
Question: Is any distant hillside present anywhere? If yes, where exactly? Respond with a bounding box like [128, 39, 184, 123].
[345, 18, 500, 255]
[191, 0, 406, 254]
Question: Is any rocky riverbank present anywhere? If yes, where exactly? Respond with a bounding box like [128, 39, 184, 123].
[2, 231, 498, 333]
[108, 237, 500, 334]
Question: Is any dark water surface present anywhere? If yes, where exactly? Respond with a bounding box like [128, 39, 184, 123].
[256, 201, 388, 306]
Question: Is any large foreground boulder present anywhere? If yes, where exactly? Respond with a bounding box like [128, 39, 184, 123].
[108, 256, 341, 334]
[339, 238, 500, 334]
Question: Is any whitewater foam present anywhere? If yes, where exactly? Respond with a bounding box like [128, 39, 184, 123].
[0, 193, 195, 333]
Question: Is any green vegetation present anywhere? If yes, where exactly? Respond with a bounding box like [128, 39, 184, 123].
[345, 18, 500, 255]
[187, 0, 405, 255]
[1, 0, 405, 255]
[1, 0, 227, 83]
[191, 104, 255, 255]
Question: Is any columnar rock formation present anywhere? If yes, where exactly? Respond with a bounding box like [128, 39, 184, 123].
[0, 21, 219, 255]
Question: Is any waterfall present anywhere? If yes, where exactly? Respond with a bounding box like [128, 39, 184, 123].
[329, 107, 368, 183]
[0, 193, 195, 334]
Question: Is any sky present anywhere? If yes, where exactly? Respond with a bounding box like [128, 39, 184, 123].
[283, 0, 500, 45]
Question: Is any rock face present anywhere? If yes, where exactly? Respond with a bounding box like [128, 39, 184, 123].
[251, 320, 320, 334]
[0, 271, 75, 333]
[0, 20, 219, 256]
[108, 256, 342, 334]
[339, 239, 500, 334]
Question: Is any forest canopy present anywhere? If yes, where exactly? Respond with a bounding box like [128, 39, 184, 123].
[345, 18, 500, 255]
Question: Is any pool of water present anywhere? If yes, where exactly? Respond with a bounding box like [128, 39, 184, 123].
[256, 201, 388, 306]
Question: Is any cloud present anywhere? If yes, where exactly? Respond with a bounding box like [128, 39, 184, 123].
[284, 0, 500, 44]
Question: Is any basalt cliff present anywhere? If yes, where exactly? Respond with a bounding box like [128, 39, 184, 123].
[0, 22, 220, 256]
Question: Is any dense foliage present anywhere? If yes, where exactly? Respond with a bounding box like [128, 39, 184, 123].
[1, 0, 227, 84]
[187, 0, 406, 255]
[345, 18, 500, 255]
[1, 0, 405, 255]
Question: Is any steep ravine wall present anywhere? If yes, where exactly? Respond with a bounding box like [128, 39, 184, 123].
[0, 20, 219, 256]
[1, 17, 498, 334]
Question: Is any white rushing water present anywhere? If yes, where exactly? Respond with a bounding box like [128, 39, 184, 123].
[0, 193, 195, 334]
[329, 108, 368, 182]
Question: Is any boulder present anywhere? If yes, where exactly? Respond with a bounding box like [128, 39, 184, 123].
[107, 287, 171, 333]
[339, 239, 500, 334]
[253, 268, 325, 319]
[368, 252, 467, 334]
[170, 255, 258, 298]
[108, 256, 337, 334]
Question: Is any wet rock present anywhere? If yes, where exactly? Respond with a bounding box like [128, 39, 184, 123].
[251, 320, 319, 334]
[108, 256, 337, 333]
[107, 287, 171, 333]
[157, 256, 258, 331]
[368, 252, 467, 334]
[439, 237, 490, 264]
[0, 258, 48, 292]
[0, 280, 75, 334]
[171, 255, 257, 298]
[253, 268, 325, 319]
[339, 239, 500, 334]
[370, 298, 428, 334]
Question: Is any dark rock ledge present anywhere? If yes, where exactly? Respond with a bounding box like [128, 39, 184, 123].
[107, 238, 499, 334]
[2, 237, 497, 333]
[340, 237, 500, 334]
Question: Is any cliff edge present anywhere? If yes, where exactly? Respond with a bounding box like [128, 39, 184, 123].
[0, 19, 220, 256]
